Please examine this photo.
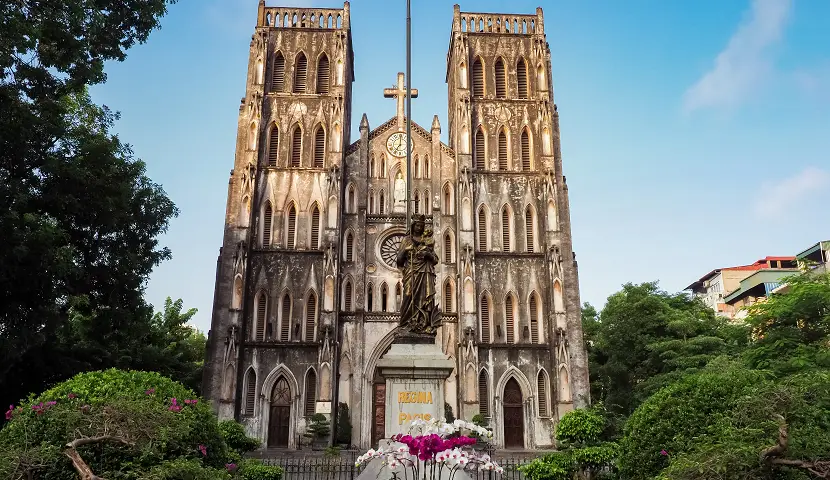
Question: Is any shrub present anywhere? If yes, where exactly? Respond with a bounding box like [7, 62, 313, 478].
[304, 413, 330, 440]
[219, 420, 260, 454]
[146, 458, 231, 480]
[334, 402, 352, 445]
[237, 460, 284, 480]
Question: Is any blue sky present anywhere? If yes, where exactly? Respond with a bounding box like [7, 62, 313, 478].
[90, 0, 830, 332]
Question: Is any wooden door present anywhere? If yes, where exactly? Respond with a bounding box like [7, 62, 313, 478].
[371, 383, 386, 447]
[503, 378, 524, 448]
[268, 377, 291, 448]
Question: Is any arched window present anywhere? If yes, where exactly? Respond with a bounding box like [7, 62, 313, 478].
[305, 369, 317, 416]
[477, 206, 488, 251]
[424, 154, 430, 178]
[291, 126, 302, 167]
[537, 371, 549, 416]
[310, 203, 320, 249]
[443, 280, 454, 313]
[501, 205, 511, 252]
[505, 295, 515, 344]
[271, 52, 285, 93]
[313, 126, 325, 168]
[444, 233, 452, 263]
[414, 155, 420, 179]
[244, 369, 256, 415]
[379, 190, 386, 214]
[343, 280, 353, 311]
[255, 292, 267, 341]
[480, 294, 490, 343]
[478, 371, 489, 416]
[369, 154, 375, 177]
[525, 206, 534, 253]
[280, 293, 291, 341]
[474, 128, 485, 170]
[424, 190, 430, 213]
[262, 202, 273, 247]
[521, 128, 531, 171]
[381, 283, 389, 312]
[344, 232, 354, 262]
[267, 125, 279, 166]
[529, 293, 540, 344]
[498, 129, 508, 171]
[472, 58, 484, 97]
[286, 203, 297, 248]
[248, 122, 257, 151]
[368, 189, 375, 213]
[305, 292, 317, 341]
[495, 57, 507, 98]
[347, 185, 355, 213]
[380, 154, 387, 177]
[443, 184, 453, 214]
[517, 58, 529, 99]
[414, 191, 420, 214]
[395, 283, 402, 312]
[316, 54, 330, 94]
[366, 283, 374, 312]
[294, 52, 308, 93]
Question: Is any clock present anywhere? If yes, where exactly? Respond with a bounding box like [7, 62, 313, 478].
[386, 132, 413, 158]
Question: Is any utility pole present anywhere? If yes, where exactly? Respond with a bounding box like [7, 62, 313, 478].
[405, 0, 412, 232]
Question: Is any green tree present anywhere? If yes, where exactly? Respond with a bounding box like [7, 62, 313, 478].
[1, 0, 177, 411]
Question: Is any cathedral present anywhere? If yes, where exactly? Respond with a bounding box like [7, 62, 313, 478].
[202, 1, 590, 450]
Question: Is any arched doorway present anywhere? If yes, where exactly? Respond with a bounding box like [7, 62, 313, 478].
[268, 377, 291, 447]
[503, 378, 524, 448]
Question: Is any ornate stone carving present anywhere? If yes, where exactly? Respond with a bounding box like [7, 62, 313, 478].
[223, 324, 239, 365]
[326, 165, 340, 198]
[233, 241, 248, 277]
[396, 215, 441, 335]
[548, 245, 562, 280]
[324, 243, 337, 275]
[461, 243, 475, 278]
[459, 166, 471, 196]
[248, 90, 263, 120]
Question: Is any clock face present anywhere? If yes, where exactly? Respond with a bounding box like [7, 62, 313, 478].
[386, 132, 413, 158]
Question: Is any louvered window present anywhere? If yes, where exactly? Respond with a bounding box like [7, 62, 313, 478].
[369, 155, 375, 177]
[444, 281, 453, 313]
[480, 295, 490, 343]
[396, 283, 402, 312]
[414, 191, 420, 214]
[344, 281, 353, 311]
[525, 207, 534, 252]
[424, 155, 430, 178]
[291, 127, 302, 167]
[368, 191, 375, 214]
[263, 203, 273, 247]
[498, 130, 508, 170]
[244, 370, 256, 415]
[305, 294, 317, 341]
[478, 371, 489, 416]
[345, 233, 354, 262]
[313, 127, 325, 168]
[305, 370, 317, 416]
[424, 190, 430, 213]
[478, 207, 487, 251]
[444, 233, 452, 263]
[379, 191, 385, 214]
[316, 55, 330, 94]
[366, 283, 374, 312]
[281, 294, 291, 341]
[443, 185, 452, 214]
[505, 296, 515, 344]
[472, 59, 484, 97]
[521, 130, 531, 171]
[267, 127, 279, 166]
[381, 284, 388, 312]
[256, 294, 267, 341]
[501, 207, 511, 252]
[414, 156, 420, 179]
[310, 205, 320, 249]
[530, 294, 539, 344]
[537, 372, 548, 416]
[272, 53, 285, 93]
[474, 129, 485, 169]
[517, 59, 528, 99]
[286, 204, 297, 248]
[495, 58, 507, 98]
[347, 186, 355, 213]
[294, 53, 307, 93]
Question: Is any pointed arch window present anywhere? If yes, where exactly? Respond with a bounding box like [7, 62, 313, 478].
[505, 295, 515, 344]
[343, 280, 353, 311]
[517, 58, 529, 99]
[444, 233, 452, 263]
[316, 54, 330, 94]
[280, 293, 291, 341]
[305, 292, 317, 341]
[294, 53, 308, 93]
[498, 130, 508, 171]
[267, 126, 279, 166]
[501, 205, 511, 252]
[381, 283, 389, 312]
[525, 206, 535, 252]
[313, 126, 325, 168]
[380, 154, 387, 178]
[537, 371, 549, 416]
[478, 371, 489, 416]
[344, 232, 354, 262]
[396, 283, 403, 312]
[474, 128, 485, 170]
[414, 191, 420, 215]
[472, 58, 484, 97]
[379, 191, 386, 214]
[521, 129, 531, 171]
[443, 184, 453, 214]
[244, 369, 256, 415]
[530, 293, 540, 344]
[480, 294, 491, 343]
[305, 369, 317, 416]
[369, 154, 375, 177]
[272, 52, 285, 93]
[424, 155, 430, 178]
[477, 206, 488, 251]
[286, 203, 297, 248]
[291, 126, 302, 167]
[262, 202, 273, 247]
[424, 190, 430, 213]
[368, 189, 375, 214]
[495, 57, 507, 98]
[255, 292, 267, 341]
[443, 280, 454, 313]
[310, 204, 320, 249]
[347, 185, 355, 213]
[414, 155, 420, 179]
[366, 283, 374, 312]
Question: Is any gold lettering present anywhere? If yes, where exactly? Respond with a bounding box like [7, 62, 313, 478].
[397, 391, 436, 404]
[399, 413, 407, 425]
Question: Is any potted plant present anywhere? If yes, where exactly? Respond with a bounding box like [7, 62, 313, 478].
[304, 413, 331, 450]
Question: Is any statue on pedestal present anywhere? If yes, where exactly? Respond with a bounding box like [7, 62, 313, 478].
[396, 215, 442, 335]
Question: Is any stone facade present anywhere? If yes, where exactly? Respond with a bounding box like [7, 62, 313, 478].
[202, 1, 589, 450]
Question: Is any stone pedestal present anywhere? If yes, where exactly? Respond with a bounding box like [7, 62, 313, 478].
[376, 334, 454, 438]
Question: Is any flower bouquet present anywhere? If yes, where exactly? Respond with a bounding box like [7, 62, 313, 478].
[355, 418, 503, 480]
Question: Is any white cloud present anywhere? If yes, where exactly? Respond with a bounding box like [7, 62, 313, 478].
[793, 64, 830, 102]
[682, 0, 792, 114]
[753, 166, 830, 217]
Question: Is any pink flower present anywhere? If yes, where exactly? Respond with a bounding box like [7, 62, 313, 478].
[45, 401, 57, 406]
[199, 444, 207, 456]
[660, 449, 668, 456]
[225, 463, 238, 472]
[5, 405, 14, 420]
[145, 388, 156, 395]
[184, 399, 199, 405]
[169, 398, 182, 412]
[67, 393, 76, 399]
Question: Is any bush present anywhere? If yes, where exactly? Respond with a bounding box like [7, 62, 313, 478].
[0, 369, 230, 479]
[219, 420, 260, 453]
[304, 413, 330, 440]
[334, 402, 352, 445]
[237, 460, 284, 480]
[146, 458, 231, 480]
[555, 407, 604, 446]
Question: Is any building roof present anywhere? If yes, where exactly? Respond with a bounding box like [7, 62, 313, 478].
[685, 256, 797, 292]
[723, 268, 799, 304]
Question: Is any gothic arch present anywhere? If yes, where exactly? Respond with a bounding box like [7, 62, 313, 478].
[474, 125, 487, 170]
[380, 282, 390, 312]
[267, 122, 279, 166]
[520, 127, 532, 171]
[315, 52, 330, 94]
[309, 202, 321, 249]
[478, 368, 490, 416]
[464, 363, 476, 402]
[553, 280, 564, 313]
[479, 290, 492, 343]
[271, 51, 285, 93]
[261, 364, 300, 447]
[413, 189, 421, 214]
[516, 57, 529, 99]
[504, 291, 518, 344]
[443, 277, 455, 313]
[458, 61, 468, 89]
[524, 204, 537, 253]
[293, 51, 308, 93]
[223, 364, 235, 400]
[346, 183, 356, 213]
[537, 63, 547, 91]
[327, 195, 338, 228]
[472, 56, 485, 97]
[541, 125, 552, 156]
[369, 153, 375, 177]
[558, 365, 572, 403]
[547, 199, 558, 231]
[500, 203, 513, 252]
[368, 187, 375, 213]
[232, 274, 243, 309]
[279, 290, 293, 341]
[477, 204, 490, 251]
[248, 122, 258, 151]
[303, 366, 318, 416]
[442, 182, 454, 215]
[495, 367, 533, 448]
[379, 153, 388, 178]
[312, 124, 326, 168]
[343, 229, 354, 262]
[341, 275, 354, 311]
[305, 289, 318, 342]
[537, 368, 551, 417]
[289, 123, 303, 167]
[243, 367, 257, 415]
[461, 197, 472, 230]
[253, 290, 268, 341]
[413, 154, 420, 179]
[424, 154, 431, 178]
[463, 277, 475, 313]
[284, 201, 297, 248]
[361, 326, 403, 447]
[366, 282, 374, 312]
[261, 201, 273, 248]
[528, 290, 543, 344]
[442, 228, 455, 264]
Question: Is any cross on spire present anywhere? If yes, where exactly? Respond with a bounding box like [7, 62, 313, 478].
[384, 72, 418, 128]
